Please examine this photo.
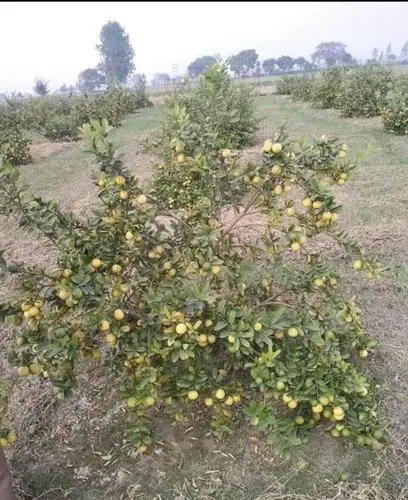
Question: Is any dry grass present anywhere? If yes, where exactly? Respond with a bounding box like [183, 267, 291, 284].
[1, 97, 408, 498]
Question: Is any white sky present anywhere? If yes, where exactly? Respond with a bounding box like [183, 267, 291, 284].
[1, 1, 407, 93]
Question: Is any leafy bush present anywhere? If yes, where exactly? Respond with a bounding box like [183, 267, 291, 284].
[0, 108, 385, 457]
[311, 67, 347, 109]
[275, 75, 300, 95]
[291, 75, 316, 102]
[340, 66, 393, 118]
[381, 92, 408, 135]
[147, 64, 259, 160]
[43, 116, 80, 141]
[0, 128, 31, 165]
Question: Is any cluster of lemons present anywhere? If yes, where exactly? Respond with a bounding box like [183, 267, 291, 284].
[99, 308, 126, 346]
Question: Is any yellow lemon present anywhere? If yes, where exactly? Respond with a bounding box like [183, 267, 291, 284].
[271, 143, 283, 154]
[175, 323, 187, 335]
[18, 366, 30, 377]
[136, 194, 147, 205]
[215, 388, 225, 400]
[114, 309, 125, 321]
[204, 397, 214, 406]
[187, 390, 199, 401]
[91, 258, 102, 269]
[100, 320, 110, 332]
[254, 322, 263, 331]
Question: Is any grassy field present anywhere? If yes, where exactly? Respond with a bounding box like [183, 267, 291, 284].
[1, 95, 408, 499]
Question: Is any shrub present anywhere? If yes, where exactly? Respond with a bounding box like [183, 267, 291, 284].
[340, 66, 393, 118]
[0, 113, 385, 457]
[311, 67, 347, 109]
[43, 116, 80, 141]
[0, 128, 31, 165]
[381, 92, 408, 135]
[275, 75, 299, 95]
[147, 64, 259, 159]
[291, 75, 316, 102]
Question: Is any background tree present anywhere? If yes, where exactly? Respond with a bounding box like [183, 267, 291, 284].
[401, 41, 408, 59]
[293, 57, 308, 71]
[128, 73, 146, 87]
[77, 68, 105, 93]
[187, 55, 217, 78]
[59, 84, 69, 94]
[96, 21, 135, 84]
[311, 42, 353, 67]
[372, 47, 379, 61]
[33, 78, 49, 96]
[386, 43, 396, 62]
[262, 58, 276, 76]
[229, 49, 258, 77]
[152, 73, 171, 86]
[276, 55, 294, 73]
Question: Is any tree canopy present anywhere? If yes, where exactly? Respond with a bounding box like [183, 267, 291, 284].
[187, 56, 217, 78]
[96, 21, 135, 84]
[77, 68, 105, 93]
[311, 42, 353, 67]
[229, 49, 258, 77]
[33, 78, 49, 96]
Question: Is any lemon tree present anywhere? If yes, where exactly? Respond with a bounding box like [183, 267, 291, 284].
[0, 72, 386, 456]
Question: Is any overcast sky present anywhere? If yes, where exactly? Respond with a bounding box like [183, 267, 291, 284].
[1, 1, 407, 93]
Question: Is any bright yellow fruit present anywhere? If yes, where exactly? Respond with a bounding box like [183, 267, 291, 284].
[222, 149, 232, 158]
[227, 335, 235, 344]
[318, 396, 330, 406]
[198, 334, 208, 344]
[115, 175, 126, 186]
[211, 265, 221, 275]
[274, 184, 283, 195]
[271, 165, 282, 176]
[6, 433, 16, 444]
[321, 212, 332, 221]
[91, 258, 102, 269]
[114, 309, 125, 321]
[175, 323, 187, 335]
[0, 438, 8, 448]
[111, 264, 122, 274]
[314, 278, 324, 287]
[120, 190, 129, 200]
[205, 319, 213, 327]
[125, 231, 134, 240]
[287, 206, 295, 216]
[127, 397, 137, 408]
[187, 390, 199, 401]
[254, 322, 263, 331]
[177, 153, 186, 163]
[62, 269, 72, 278]
[100, 320, 110, 332]
[302, 197, 312, 208]
[29, 363, 43, 375]
[204, 397, 214, 407]
[18, 366, 30, 377]
[359, 349, 368, 358]
[28, 306, 40, 318]
[312, 200, 322, 209]
[312, 404, 324, 414]
[282, 393, 293, 403]
[263, 139, 273, 153]
[288, 327, 298, 337]
[271, 143, 283, 154]
[105, 333, 117, 345]
[232, 394, 241, 403]
[288, 399, 298, 409]
[136, 194, 147, 205]
[208, 334, 216, 344]
[291, 242, 301, 252]
[337, 179, 346, 186]
[215, 388, 225, 400]
[252, 175, 262, 186]
[144, 396, 155, 407]
[225, 396, 234, 406]
[138, 444, 148, 453]
[21, 302, 31, 312]
[353, 260, 362, 270]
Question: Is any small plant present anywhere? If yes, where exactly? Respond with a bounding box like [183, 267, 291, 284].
[340, 66, 393, 118]
[381, 92, 408, 135]
[43, 116, 80, 141]
[0, 128, 31, 165]
[275, 75, 300, 95]
[311, 67, 347, 109]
